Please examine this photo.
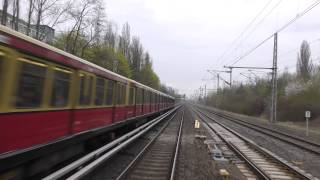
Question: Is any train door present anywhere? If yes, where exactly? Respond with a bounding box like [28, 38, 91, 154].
[128, 84, 135, 118]
[0, 47, 18, 112]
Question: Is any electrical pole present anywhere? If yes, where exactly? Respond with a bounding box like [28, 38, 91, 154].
[230, 68, 232, 86]
[271, 33, 278, 123]
[224, 66, 233, 87]
[207, 69, 231, 87]
[217, 73, 220, 91]
[204, 84, 207, 104]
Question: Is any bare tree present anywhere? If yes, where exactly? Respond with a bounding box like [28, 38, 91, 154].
[119, 22, 131, 60]
[26, 0, 34, 35]
[35, 0, 46, 39]
[63, 0, 102, 56]
[130, 36, 144, 78]
[34, 0, 71, 40]
[297, 40, 313, 81]
[11, 0, 20, 31]
[104, 22, 117, 49]
[69, 0, 91, 54]
[1, 0, 9, 25]
[92, 0, 105, 45]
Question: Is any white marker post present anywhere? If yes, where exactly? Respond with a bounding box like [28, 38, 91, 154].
[195, 120, 200, 129]
[305, 111, 311, 136]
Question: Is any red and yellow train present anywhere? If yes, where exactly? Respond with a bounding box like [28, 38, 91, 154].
[0, 25, 174, 156]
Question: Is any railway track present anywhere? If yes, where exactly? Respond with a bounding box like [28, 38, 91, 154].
[197, 105, 320, 156]
[193, 107, 318, 180]
[116, 108, 185, 180]
[42, 106, 180, 180]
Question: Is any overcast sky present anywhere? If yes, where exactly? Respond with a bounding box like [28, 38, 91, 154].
[105, 0, 320, 96]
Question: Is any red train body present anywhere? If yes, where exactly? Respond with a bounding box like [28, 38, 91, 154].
[0, 25, 175, 156]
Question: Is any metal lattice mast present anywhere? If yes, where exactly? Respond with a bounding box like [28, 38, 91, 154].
[271, 33, 278, 123]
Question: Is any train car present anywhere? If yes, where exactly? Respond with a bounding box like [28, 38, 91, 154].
[0, 25, 175, 156]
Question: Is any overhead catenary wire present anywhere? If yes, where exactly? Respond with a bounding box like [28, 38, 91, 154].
[227, 0, 320, 66]
[276, 0, 320, 33]
[224, 0, 283, 66]
[216, 0, 274, 66]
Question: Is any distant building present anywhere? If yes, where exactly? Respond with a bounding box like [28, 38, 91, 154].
[0, 10, 54, 44]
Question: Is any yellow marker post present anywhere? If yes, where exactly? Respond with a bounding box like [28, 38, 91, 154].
[219, 169, 229, 180]
[194, 120, 200, 129]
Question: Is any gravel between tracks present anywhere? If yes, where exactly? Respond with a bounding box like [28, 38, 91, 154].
[176, 106, 246, 180]
[203, 108, 320, 178]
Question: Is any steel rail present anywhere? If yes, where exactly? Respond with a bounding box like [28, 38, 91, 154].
[194, 107, 313, 180]
[198, 105, 320, 155]
[65, 106, 180, 180]
[43, 106, 180, 180]
[193, 108, 270, 180]
[170, 109, 184, 180]
[116, 108, 184, 180]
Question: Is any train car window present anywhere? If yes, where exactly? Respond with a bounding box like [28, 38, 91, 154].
[79, 75, 93, 106]
[139, 89, 143, 104]
[0, 55, 3, 88]
[143, 90, 146, 104]
[156, 94, 158, 104]
[116, 83, 122, 105]
[87, 76, 93, 104]
[116, 84, 120, 105]
[154, 94, 157, 104]
[105, 80, 114, 105]
[79, 74, 86, 105]
[135, 88, 140, 104]
[51, 68, 71, 107]
[121, 84, 126, 105]
[124, 85, 127, 104]
[144, 90, 150, 104]
[116, 83, 126, 105]
[16, 59, 47, 108]
[129, 87, 135, 105]
[136, 88, 143, 105]
[95, 77, 105, 106]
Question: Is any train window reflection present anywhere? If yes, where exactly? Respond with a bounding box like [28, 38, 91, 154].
[87, 76, 93, 104]
[95, 77, 105, 106]
[105, 80, 114, 105]
[116, 84, 126, 105]
[79, 74, 86, 105]
[51, 68, 71, 107]
[136, 88, 143, 105]
[16, 60, 47, 108]
[144, 91, 150, 104]
[129, 87, 135, 105]
[122, 85, 126, 105]
[116, 84, 122, 105]
[0, 57, 3, 88]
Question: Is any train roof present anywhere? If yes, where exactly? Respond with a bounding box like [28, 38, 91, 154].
[0, 25, 173, 99]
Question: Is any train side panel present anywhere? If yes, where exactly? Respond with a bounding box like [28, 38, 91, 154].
[0, 111, 70, 154]
[72, 108, 113, 133]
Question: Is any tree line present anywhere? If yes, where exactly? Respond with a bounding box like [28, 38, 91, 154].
[204, 40, 320, 122]
[1, 0, 179, 97]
